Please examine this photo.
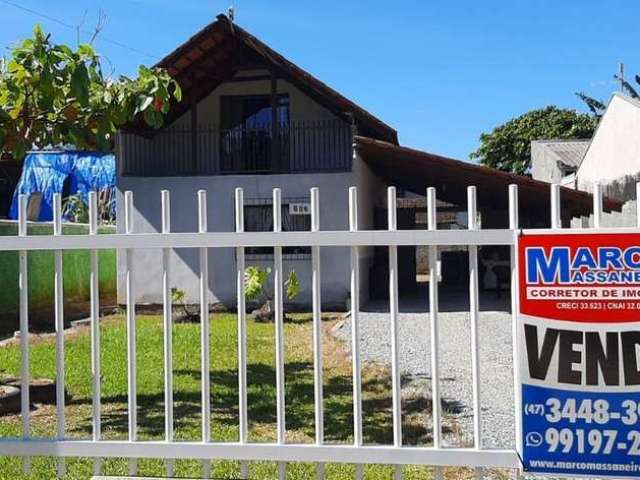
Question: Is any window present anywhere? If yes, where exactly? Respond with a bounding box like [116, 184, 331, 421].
[243, 201, 310, 257]
[220, 94, 290, 172]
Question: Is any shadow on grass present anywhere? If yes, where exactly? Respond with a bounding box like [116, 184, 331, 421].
[69, 361, 458, 446]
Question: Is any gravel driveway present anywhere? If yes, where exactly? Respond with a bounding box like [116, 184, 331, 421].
[333, 305, 516, 449]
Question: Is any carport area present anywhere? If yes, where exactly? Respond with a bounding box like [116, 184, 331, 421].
[354, 136, 622, 306]
[331, 137, 625, 447]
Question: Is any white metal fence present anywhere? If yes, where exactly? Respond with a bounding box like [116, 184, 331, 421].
[0, 182, 618, 479]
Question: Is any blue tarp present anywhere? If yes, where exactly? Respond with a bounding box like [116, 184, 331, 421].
[9, 151, 115, 221]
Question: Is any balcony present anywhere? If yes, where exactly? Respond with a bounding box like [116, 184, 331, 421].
[120, 120, 352, 177]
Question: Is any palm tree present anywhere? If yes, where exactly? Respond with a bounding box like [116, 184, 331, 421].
[577, 73, 640, 117]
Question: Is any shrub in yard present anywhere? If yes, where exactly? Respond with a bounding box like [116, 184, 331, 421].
[170, 287, 199, 322]
[244, 266, 299, 321]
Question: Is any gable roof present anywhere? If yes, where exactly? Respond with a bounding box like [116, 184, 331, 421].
[127, 14, 397, 143]
[531, 139, 590, 169]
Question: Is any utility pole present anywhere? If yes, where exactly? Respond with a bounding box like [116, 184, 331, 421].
[619, 62, 625, 92]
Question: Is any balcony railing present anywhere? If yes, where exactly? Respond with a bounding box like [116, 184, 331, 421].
[120, 120, 352, 177]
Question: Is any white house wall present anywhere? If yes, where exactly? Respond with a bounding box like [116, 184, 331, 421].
[352, 150, 387, 305]
[116, 72, 380, 308]
[116, 171, 370, 308]
[577, 94, 640, 196]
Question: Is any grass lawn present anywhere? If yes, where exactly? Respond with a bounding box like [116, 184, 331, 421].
[0, 313, 468, 479]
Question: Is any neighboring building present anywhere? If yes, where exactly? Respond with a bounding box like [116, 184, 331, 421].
[117, 14, 618, 309]
[530, 139, 590, 188]
[576, 93, 640, 201]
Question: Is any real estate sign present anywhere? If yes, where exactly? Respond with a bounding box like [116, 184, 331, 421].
[518, 233, 640, 477]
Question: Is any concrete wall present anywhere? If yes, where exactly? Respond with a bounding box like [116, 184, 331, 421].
[116, 163, 382, 308]
[531, 142, 564, 184]
[577, 94, 640, 200]
[571, 199, 638, 229]
[0, 221, 116, 334]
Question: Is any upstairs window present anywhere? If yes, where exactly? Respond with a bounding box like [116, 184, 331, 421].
[220, 94, 290, 172]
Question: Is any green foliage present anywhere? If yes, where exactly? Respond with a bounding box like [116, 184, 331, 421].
[285, 269, 299, 300]
[576, 92, 607, 117]
[0, 25, 181, 160]
[170, 286, 186, 305]
[470, 106, 596, 174]
[61, 191, 116, 225]
[171, 286, 198, 321]
[61, 194, 89, 223]
[244, 266, 271, 302]
[244, 265, 300, 303]
[615, 73, 640, 98]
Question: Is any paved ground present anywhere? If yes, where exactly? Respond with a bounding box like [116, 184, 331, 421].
[333, 288, 516, 449]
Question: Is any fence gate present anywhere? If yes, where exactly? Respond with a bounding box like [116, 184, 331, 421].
[0, 182, 626, 479]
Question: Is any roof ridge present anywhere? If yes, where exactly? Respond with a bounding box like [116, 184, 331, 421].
[220, 16, 398, 142]
[139, 13, 398, 143]
[531, 138, 591, 144]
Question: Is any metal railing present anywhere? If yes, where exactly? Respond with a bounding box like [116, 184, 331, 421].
[119, 120, 352, 177]
[1, 182, 622, 479]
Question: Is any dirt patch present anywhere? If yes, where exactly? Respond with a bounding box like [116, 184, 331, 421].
[0, 313, 123, 348]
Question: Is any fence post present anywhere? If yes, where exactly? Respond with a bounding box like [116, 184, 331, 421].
[348, 186, 364, 480]
[273, 188, 286, 480]
[311, 187, 325, 479]
[467, 187, 483, 480]
[53, 193, 66, 478]
[509, 184, 522, 477]
[124, 191, 138, 475]
[387, 187, 403, 480]
[198, 190, 212, 478]
[427, 187, 443, 480]
[161, 190, 174, 476]
[467, 187, 481, 444]
[89, 191, 102, 476]
[235, 187, 249, 479]
[18, 194, 30, 474]
[593, 183, 602, 228]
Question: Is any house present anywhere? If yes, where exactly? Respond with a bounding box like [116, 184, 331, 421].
[117, 14, 392, 309]
[530, 139, 590, 188]
[576, 93, 640, 201]
[117, 14, 620, 309]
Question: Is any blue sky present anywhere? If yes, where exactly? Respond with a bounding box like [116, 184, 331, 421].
[1, 0, 638, 160]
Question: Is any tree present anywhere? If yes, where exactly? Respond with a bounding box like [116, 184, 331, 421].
[470, 106, 596, 174]
[0, 25, 181, 160]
